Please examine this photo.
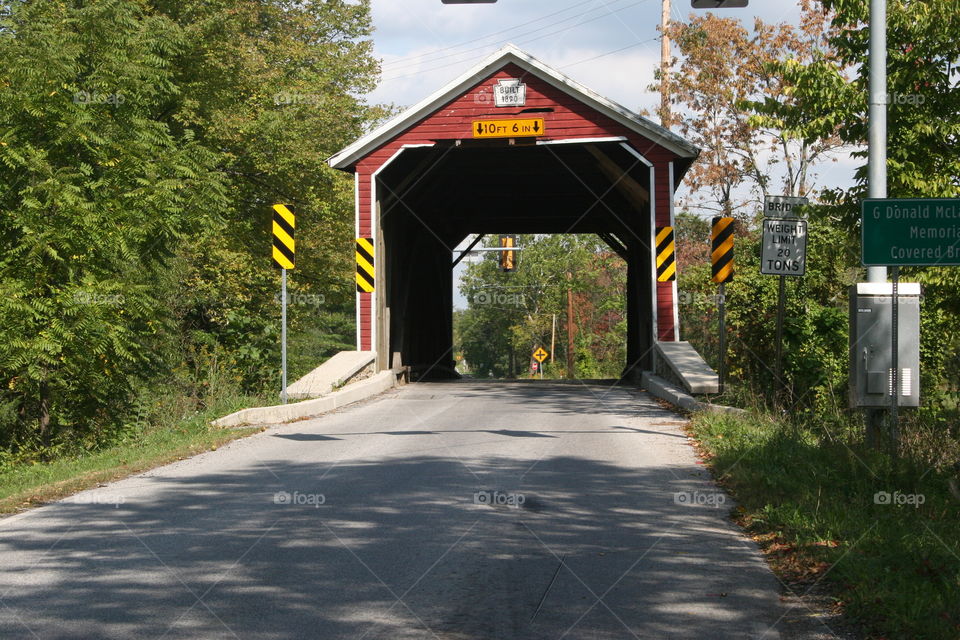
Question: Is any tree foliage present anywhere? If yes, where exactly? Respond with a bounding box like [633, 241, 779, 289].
[662, 0, 847, 217]
[672, 0, 960, 444]
[0, 0, 381, 454]
[456, 235, 626, 380]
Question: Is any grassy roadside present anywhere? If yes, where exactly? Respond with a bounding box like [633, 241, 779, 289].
[688, 410, 960, 640]
[0, 398, 262, 515]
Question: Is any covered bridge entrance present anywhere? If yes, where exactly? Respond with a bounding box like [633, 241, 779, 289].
[329, 45, 701, 382]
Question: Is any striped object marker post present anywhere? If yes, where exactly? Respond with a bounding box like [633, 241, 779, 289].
[711, 217, 735, 394]
[655, 226, 676, 282]
[272, 204, 295, 404]
[356, 237, 375, 293]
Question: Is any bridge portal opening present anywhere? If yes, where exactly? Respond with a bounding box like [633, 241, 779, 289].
[452, 233, 629, 380]
[375, 141, 656, 381]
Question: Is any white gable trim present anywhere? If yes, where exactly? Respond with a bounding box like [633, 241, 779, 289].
[329, 44, 698, 170]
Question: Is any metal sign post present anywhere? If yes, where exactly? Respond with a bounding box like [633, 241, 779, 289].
[774, 275, 786, 393]
[864, 0, 888, 448]
[717, 283, 727, 394]
[272, 204, 296, 405]
[281, 268, 288, 405]
[890, 266, 900, 449]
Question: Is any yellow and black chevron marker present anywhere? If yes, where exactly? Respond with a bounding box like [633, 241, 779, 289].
[711, 216, 735, 284]
[655, 226, 676, 282]
[356, 237, 375, 293]
[272, 204, 295, 269]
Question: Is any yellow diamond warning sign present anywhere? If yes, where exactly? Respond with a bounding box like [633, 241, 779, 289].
[532, 347, 549, 363]
[473, 118, 545, 139]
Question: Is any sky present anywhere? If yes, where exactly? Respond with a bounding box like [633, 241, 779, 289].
[369, 0, 799, 114]
[362, 0, 858, 309]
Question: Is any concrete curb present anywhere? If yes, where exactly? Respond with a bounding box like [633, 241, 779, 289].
[641, 372, 745, 415]
[655, 341, 719, 394]
[213, 370, 397, 427]
[286, 350, 375, 400]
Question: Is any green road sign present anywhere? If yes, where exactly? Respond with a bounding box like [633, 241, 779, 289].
[862, 198, 960, 266]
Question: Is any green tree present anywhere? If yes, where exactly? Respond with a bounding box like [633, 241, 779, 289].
[748, 0, 960, 413]
[0, 0, 383, 453]
[153, 0, 383, 394]
[0, 0, 228, 450]
[456, 235, 626, 379]
[661, 0, 846, 218]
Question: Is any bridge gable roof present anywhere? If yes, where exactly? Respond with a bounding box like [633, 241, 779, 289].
[329, 44, 699, 171]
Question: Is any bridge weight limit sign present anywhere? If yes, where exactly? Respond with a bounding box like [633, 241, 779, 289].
[761, 218, 807, 276]
[760, 198, 809, 399]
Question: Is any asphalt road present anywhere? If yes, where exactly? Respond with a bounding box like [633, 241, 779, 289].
[0, 381, 795, 639]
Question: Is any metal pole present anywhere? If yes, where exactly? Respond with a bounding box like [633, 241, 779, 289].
[890, 266, 900, 451]
[718, 282, 727, 394]
[281, 268, 288, 405]
[865, 0, 887, 444]
[868, 0, 888, 273]
[774, 275, 786, 399]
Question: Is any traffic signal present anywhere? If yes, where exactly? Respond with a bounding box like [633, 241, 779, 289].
[442, 0, 496, 3]
[691, 0, 748, 7]
[499, 235, 516, 272]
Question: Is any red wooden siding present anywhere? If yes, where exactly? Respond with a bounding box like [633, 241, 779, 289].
[355, 64, 676, 174]
[359, 293, 372, 351]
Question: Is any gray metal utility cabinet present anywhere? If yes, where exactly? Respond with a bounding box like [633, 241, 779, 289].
[849, 282, 921, 408]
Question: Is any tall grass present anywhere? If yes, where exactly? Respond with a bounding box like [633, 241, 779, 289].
[691, 409, 960, 639]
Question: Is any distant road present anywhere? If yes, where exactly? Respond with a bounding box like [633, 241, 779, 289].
[0, 381, 793, 639]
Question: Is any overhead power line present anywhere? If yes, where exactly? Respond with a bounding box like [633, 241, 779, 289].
[381, 0, 654, 83]
[381, 0, 601, 70]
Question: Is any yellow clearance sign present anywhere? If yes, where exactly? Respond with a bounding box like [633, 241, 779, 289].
[473, 118, 545, 139]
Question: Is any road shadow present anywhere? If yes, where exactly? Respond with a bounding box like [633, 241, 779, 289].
[0, 383, 790, 639]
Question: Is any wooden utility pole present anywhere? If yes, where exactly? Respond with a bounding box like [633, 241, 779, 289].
[550, 313, 556, 365]
[566, 272, 575, 378]
[660, 0, 672, 129]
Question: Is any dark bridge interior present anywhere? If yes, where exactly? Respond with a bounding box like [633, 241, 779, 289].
[376, 140, 658, 380]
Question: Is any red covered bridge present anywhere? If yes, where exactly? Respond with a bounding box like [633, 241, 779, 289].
[329, 44, 701, 381]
